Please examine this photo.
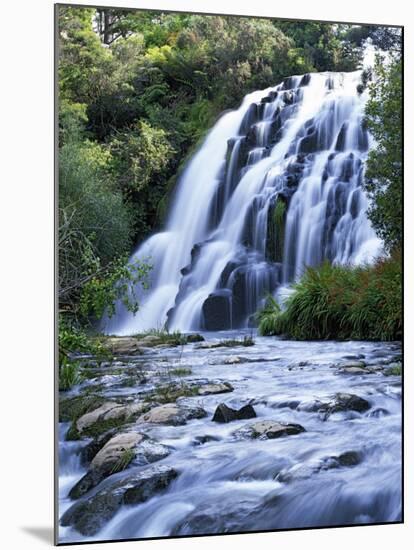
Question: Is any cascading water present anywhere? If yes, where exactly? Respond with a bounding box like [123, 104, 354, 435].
[104, 71, 382, 335]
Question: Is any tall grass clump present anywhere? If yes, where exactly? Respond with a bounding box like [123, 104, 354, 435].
[257, 254, 401, 341]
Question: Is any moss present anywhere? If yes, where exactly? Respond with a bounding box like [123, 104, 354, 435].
[146, 383, 200, 404]
[110, 448, 135, 474]
[266, 197, 286, 263]
[218, 336, 255, 347]
[59, 394, 105, 423]
[383, 363, 402, 376]
[66, 413, 134, 442]
[170, 368, 192, 376]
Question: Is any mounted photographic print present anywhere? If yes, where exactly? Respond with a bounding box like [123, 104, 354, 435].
[55, 3, 403, 545]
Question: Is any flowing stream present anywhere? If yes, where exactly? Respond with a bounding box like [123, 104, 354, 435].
[104, 71, 382, 336]
[59, 334, 402, 542]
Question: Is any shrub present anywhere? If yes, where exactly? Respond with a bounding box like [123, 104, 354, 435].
[257, 255, 401, 341]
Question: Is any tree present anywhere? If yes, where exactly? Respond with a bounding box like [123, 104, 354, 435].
[364, 54, 402, 251]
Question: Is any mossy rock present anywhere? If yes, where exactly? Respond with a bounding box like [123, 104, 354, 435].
[266, 196, 287, 263]
[59, 394, 105, 423]
[66, 401, 150, 441]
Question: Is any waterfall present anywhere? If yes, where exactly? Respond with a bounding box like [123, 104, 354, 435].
[104, 71, 382, 335]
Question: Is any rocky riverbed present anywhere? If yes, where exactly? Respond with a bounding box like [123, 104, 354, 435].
[58, 332, 402, 543]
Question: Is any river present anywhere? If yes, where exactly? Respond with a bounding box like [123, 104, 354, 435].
[58, 332, 402, 543]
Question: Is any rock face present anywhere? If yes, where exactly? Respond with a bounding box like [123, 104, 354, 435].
[212, 403, 256, 423]
[61, 465, 178, 536]
[202, 290, 232, 330]
[137, 403, 207, 426]
[235, 420, 305, 439]
[319, 393, 371, 419]
[198, 382, 234, 396]
[70, 433, 171, 499]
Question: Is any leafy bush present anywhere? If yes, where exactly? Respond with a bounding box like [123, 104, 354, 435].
[257, 255, 401, 341]
[257, 295, 281, 336]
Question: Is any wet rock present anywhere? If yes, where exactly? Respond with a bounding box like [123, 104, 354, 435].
[61, 465, 178, 536]
[367, 407, 390, 418]
[299, 73, 311, 87]
[69, 432, 146, 499]
[202, 291, 232, 330]
[59, 394, 106, 423]
[235, 420, 305, 440]
[222, 355, 246, 364]
[383, 363, 402, 376]
[76, 401, 147, 435]
[79, 428, 119, 465]
[319, 393, 371, 419]
[212, 403, 256, 423]
[297, 399, 324, 412]
[198, 382, 234, 396]
[103, 337, 143, 355]
[272, 399, 301, 410]
[277, 451, 361, 482]
[335, 451, 361, 467]
[193, 434, 221, 445]
[337, 366, 374, 375]
[137, 403, 207, 426]
[91, 432, 144, 471]
[185, 333, 205, 343]
[339, 360, 366, 368]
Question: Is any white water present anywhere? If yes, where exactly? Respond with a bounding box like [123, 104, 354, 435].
[58, 336, 402, 542]
[104, 72, 382, 335]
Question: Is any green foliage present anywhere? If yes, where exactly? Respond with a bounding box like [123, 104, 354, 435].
[79, 256, 152, 320]
[59, 361, 84, 391]
[148, 382, 199, 404]
[258, 256, 401, 341]
[383, 363, 402, 376]
[58, 7, 398, 334]
[170, 368, 192, 376]
[219, 335, 255, 347]
[110, 449, 135, 474]
[273, 22, 363, 72]
[364, 54, 402, 251]
[58, 320, 112, 383]
[257, 295, 282, 336]
[134, 329, 186, 346]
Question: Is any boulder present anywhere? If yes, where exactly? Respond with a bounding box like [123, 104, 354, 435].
[319, 392, 371, 420]
[337, 366, 374, 375]
[76, 401, 146, 435]
[198, 382, 234, 396]
[70, 433, 171, 499]
[235, 420, 305, 440]
[79, 428, 119, 465]
[193, 434, 221, 446]
[185, 333, 205, 343]
[91, 432, 144, 471]
[61, 465, 178, 536]
[137, 403, 207, 426]
[277, 451, 360, 482]
[212, 403, 256, 423]
[69, 432, 145, 499]
[104, 337, 143, 355]
[202, 290, 232, 330]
